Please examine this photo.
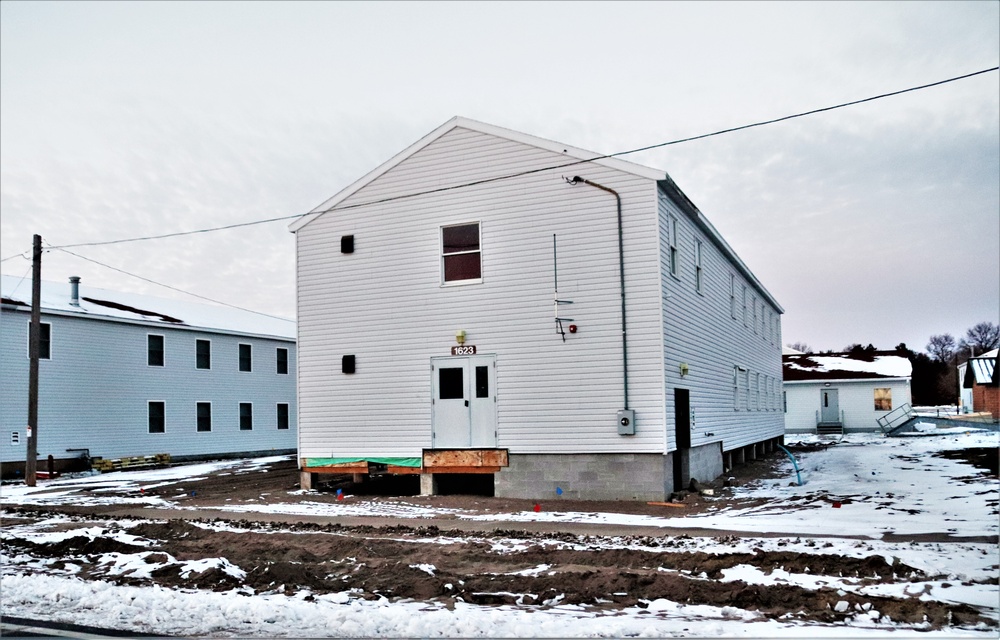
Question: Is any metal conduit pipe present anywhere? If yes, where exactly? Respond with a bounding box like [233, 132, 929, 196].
[566, 176, 628, 410]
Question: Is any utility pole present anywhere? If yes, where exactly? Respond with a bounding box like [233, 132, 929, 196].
[26, 234, 41, 487]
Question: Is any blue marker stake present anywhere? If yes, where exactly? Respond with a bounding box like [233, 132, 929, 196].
[556, 487, 563, 496]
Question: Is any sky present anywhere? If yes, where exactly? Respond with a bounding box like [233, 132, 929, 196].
[1, 1, 997, 354]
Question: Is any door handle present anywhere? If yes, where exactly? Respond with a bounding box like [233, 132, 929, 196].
[465, 400, 469, 407]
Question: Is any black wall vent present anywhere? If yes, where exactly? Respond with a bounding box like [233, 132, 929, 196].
[342, 355, 356, 374]
[341, 235, 354, 254]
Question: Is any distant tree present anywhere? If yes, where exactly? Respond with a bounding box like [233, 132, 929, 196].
[958, 321, 1000, 357]
[926, 334, 956, 363]
[844, 343, 863, 353]
[907, 351, 952, 405]
[786, 341, 811, 353]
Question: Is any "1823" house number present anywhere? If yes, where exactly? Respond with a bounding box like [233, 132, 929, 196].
[451, 345, 477, 355]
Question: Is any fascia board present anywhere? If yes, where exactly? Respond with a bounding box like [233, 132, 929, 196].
[783, 377, 911, 385]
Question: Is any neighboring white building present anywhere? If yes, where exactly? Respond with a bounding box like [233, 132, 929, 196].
[783, 351, 912, 435]
[1, 275, 297, 476]
[290, 117, 785, 500]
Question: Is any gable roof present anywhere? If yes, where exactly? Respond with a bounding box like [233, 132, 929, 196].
[0, 275, 295, 340]
[288, 116, 783, 313]
[783, 351, 912, 382]
[288, 116, 663, 234]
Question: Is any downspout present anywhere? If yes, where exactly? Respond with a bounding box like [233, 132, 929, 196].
[566, 176, 628, 410]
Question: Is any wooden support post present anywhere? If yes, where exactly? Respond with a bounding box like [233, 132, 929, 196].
[25, 234, 42, 487]
[300, 471, 317, 491]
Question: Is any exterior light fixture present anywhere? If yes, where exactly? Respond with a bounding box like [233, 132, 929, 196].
[455, 330, 467, 345]
[679, 363, 690, 377]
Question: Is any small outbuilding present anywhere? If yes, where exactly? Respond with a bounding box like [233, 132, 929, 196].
[0, 275, 297, 476]
[290, 117, 785, 500]
[961, 348, 999, 420]
[782, 350, 912, 435]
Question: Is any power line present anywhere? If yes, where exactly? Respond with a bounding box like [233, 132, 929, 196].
[1, 251, 31, 263]
[46, 65, 999, 251]
[50, 245, 295, 324]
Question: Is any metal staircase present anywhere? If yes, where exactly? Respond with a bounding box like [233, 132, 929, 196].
[877, 403, 914, 434]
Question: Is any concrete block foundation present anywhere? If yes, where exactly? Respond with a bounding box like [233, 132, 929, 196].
[496, 453, 672, 501]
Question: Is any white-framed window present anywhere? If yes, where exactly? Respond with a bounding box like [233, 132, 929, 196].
[441, 222, 482, 284]
[277, 403, 290, 430]
[26, 321, 52, 360]
[668, 217, 679, 278]
[742, 286, 748, 326]
[148, 401, 165, 433]
[752, 297, 758, 334]
[196, 402, 212, 432]
[744, 368, 751, 410]
[730, 275, 737, 319]
[239, 402, 253, 430]
[783, 391, 787, 413]
[733, 366, 741, 409]
[874, 388, 892, 411]
[276, 347, 289, 375]
[196, 339, 211, 370]
[695, 240, 703, 294]
[239, 343, 252, 372]
[147, 334, 165, 367]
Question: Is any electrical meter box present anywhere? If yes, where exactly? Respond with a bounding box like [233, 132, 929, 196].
[617, 409, 635, 435]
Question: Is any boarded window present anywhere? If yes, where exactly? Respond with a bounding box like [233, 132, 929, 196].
[277, 403, 289, 430]
[874, 388, 892, 411]
[239, 403, 253, 430]
[239, 344, 252, 372]
[196, 340, 211, 370]
[148, 402, 165, 433]
[148, 335, 164, 367]
[276, 348, 289, 375]
[197, 402, 212, 432]
[442, 223, 481, 283]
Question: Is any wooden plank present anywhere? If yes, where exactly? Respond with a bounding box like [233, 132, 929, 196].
[386, 465, 424, 475]
[424, 466, 501, 475]
[422, 449, 509, 468]
[646, 501, 686, 508]
[305, 464, 369, 474]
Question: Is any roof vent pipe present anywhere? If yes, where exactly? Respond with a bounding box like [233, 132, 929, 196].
[69, 276, 81, 306]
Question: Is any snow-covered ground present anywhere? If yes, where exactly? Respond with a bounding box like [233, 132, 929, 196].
[2, 431, 998, 637]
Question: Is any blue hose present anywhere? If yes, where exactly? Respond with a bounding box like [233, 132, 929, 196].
[777, 444, 803, 486]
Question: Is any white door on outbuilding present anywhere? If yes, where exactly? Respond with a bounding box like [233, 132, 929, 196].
[431, 355, 497, 448]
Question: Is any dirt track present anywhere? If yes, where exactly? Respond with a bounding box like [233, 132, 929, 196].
[3, 451, 998, 631]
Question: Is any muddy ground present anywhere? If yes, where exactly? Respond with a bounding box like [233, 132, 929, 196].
[4, 446, 999, 631]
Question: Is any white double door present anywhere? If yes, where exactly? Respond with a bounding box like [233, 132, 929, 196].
[431, 355, 497, 448]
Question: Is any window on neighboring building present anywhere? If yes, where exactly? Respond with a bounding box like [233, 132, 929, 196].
[276, 348, 288, 375]
[239, 402, 253, 430]
[197, 402, 212, 432]
[874, 388, 892, 411]
[148, 335, 164, 367]
[277, 403, 289, 430]
[28, 322, 52, 359]
[239, 344, 252, 372]
[669, 217, 679, 277]
[695, 240, 703, 294]
[441, 222, 482, 283]
[196, 340, 211, 370]
[148, 401, 165, 433]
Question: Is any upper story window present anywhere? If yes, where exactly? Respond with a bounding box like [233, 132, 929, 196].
[752, 297, 758, 334]
[196, 340, 211, 370]
[239, 344, 252, 372]
[148, 335, 164, 367]
[694, 240, 703, 294]
[441, 222, 481, 284]
[668, 217, 679, 277]
[276, 348, 289, 375]
[148, 401, 165, 433]
[730, 275, 737, 319]
[742, 286, 748, 327]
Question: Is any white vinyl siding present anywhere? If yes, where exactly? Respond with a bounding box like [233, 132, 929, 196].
[784, 378, 911, 434]
[658, 190, 784, 452]
[295, 126, 664, 458]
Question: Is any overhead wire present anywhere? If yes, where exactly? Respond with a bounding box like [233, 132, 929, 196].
[49, 245, 295, 324]
[46, 65, 998, 251]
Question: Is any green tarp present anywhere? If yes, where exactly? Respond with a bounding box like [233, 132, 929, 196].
[304, 457, 422, 468]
